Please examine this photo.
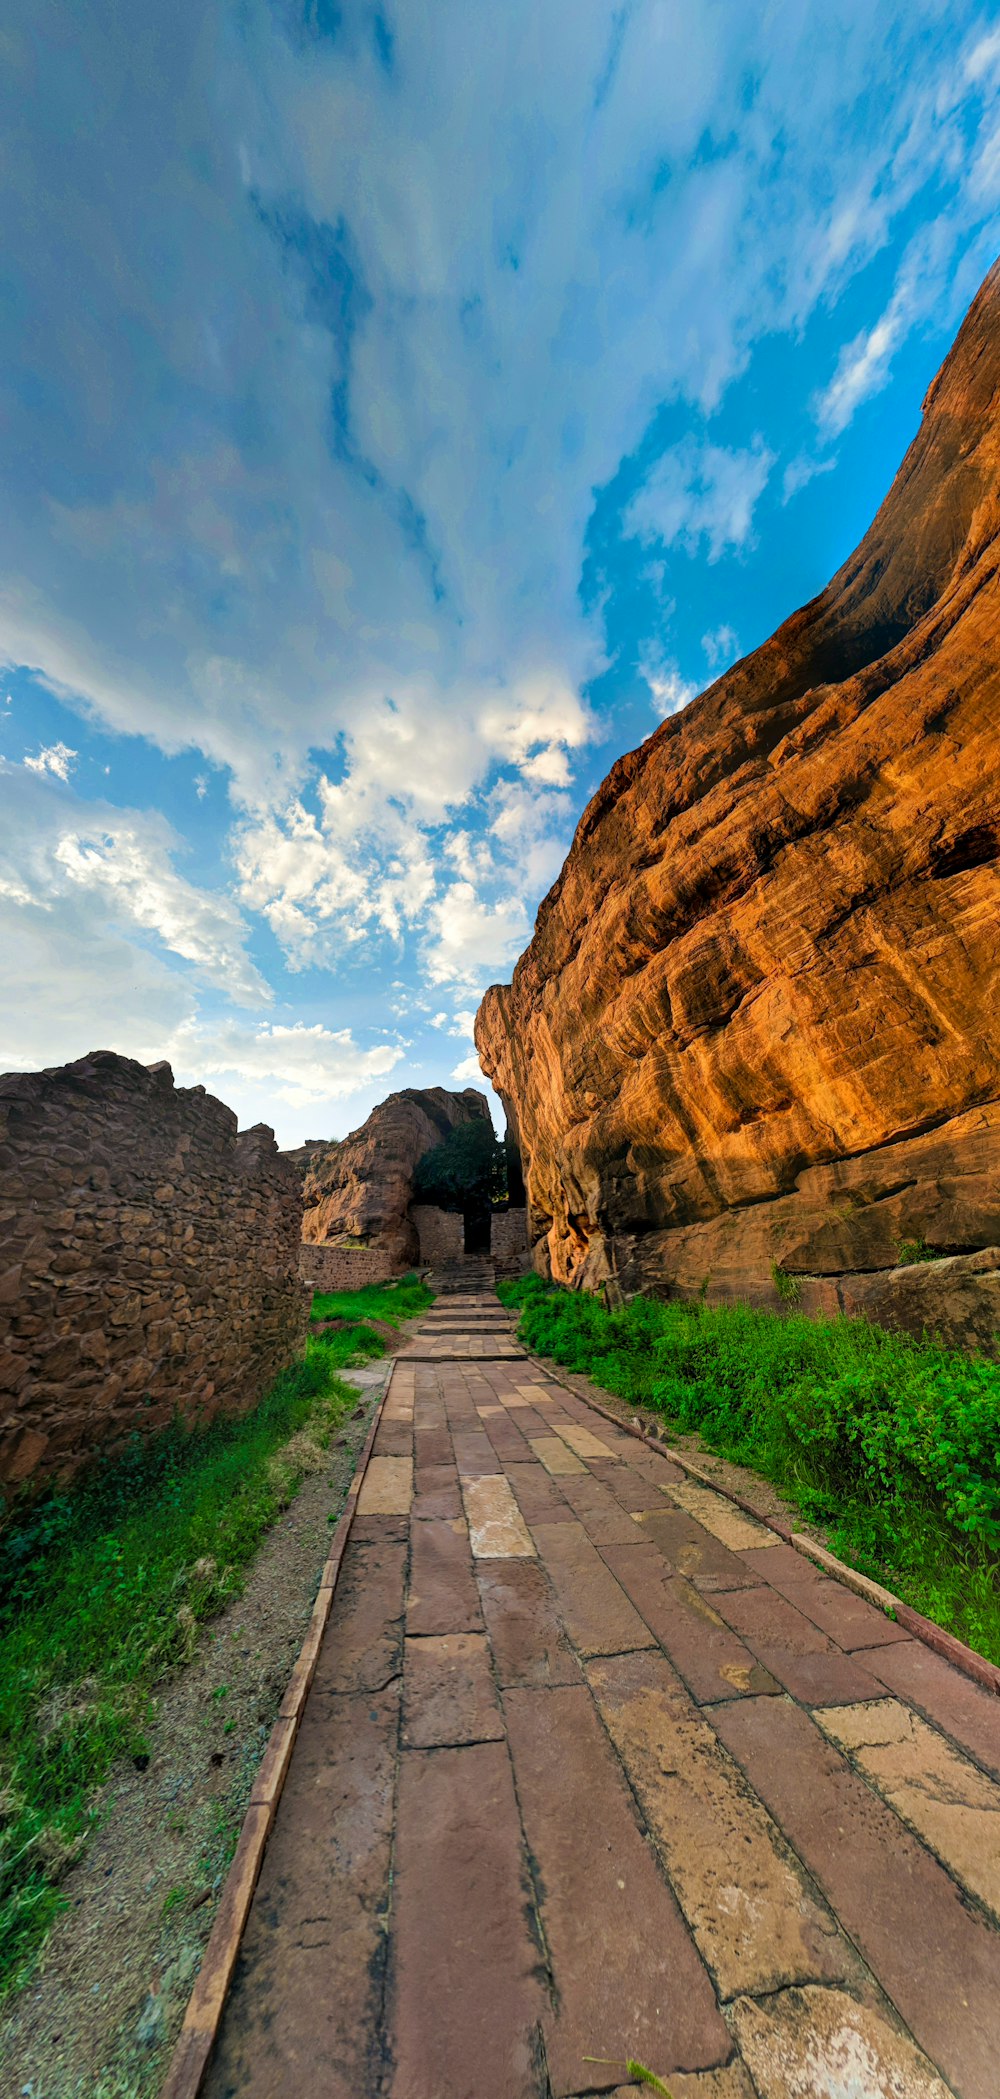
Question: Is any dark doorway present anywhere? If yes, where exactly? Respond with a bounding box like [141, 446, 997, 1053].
[463, 1206, 491, 1254]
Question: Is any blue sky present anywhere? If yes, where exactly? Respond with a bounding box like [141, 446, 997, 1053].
[2, 0, 998, 1145]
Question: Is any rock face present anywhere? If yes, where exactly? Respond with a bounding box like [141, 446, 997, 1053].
[296, 1087, 492, 1267]
[0, 1052, 310, 1496]
[476, 261, 1000, 1352]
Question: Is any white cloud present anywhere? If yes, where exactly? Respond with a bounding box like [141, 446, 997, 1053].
[452, 1051, 486, 1084]
[2, 0, 995, 823]
[625, 436, 775, 562]
[0, 765, 268, 1008]
[782, 452, 838, 502]
[702, 624, 739, 672]
[167, 1019, 403, 1112]
[641, 662, 699, 719]
[423, 881, 531, 987]
[817, 298, 909, 437]
[488, 780, 575, 897]
[24, 741, 77, 781]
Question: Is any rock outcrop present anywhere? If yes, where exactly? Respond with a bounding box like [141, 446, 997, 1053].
[476, 260, 1000, 1353]
[0, 1052, 310, 1495]
[295, 1086, 492, 1267]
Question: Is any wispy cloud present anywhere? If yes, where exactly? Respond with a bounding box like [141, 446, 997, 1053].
[24, 741, 78, 781]
[625, 436, 775, 563]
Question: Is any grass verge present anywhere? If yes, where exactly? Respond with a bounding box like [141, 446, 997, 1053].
[0, 1323, 388, 2004]
[499, 1274, 1000, 1664]
[310, 1271, 434, 1327]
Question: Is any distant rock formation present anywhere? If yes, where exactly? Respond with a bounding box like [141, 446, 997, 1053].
[476, 261, 1000, 1353]
[293, 1086, 493, 1267]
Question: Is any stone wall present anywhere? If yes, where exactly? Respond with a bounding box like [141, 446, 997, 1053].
[299, 1244, 404, 1292]
[0, 1052, 311, 1497]
[411, 1206, 465, 1266]
[491, 1207, 529, 1275]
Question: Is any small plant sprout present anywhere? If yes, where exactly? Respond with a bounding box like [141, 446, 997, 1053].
[583, 2060, 674, 2094]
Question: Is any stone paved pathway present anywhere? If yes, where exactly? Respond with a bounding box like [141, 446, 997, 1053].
[205, 1284, 1000, 2099]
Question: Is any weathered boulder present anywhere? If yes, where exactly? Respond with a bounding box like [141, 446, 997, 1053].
[476, 260, 1000, 1353]
[295, 1087, 492, 1266]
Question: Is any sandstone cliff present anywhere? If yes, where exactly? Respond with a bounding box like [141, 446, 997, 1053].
[295, 1086, 492, 1267]
[476, 261, 1000, 1353]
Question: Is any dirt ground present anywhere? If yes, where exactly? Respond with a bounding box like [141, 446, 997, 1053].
[2, 1365, 388, 2099]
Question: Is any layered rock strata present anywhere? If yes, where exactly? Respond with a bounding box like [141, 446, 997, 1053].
[0, 1051, 310, 1495]
[296, 1086, 492, 1267]
[476, 261, 1000, 1353]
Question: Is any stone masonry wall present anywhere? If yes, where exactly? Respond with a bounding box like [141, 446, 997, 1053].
[299, 1244, 404, 1291]
[0, 1052, 311, 1497]
[411, 1206, 465, 1265]
[491, 1207, 529, 1276]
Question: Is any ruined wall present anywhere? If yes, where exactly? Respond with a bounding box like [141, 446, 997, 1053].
[0, 1052, 311, 1495]
[411, 1206, 465, 1266]
[491, 1208, 529, 1276]
[300, 1244, 404, 1292]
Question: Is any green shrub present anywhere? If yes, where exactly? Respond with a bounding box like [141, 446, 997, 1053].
[497, 1276, 1000, 1662]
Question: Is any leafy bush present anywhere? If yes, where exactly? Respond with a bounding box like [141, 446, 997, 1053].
[497, 1276, 1000, 1662]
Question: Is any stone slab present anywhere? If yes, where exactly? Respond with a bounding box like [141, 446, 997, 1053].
[356, 1454, 413, 1516]
[504, 1461, 575, 1523]
[636, 1509, 764, 1593]
[529, 1434, 588, 1476]
[504, 1684, 730, 2092]
[711, 1694, 1000, 2099]
[709, 1585, 835, 1656]
[462, 1472, 536, 1558]
[387, 1742, 546, 2099]
[600, 1544, 780, 1705]
[815, 1698, 1000, 1919]
[728, 1985, 952, 2099]
[531, 1521, 656, 1658]
[556, 1475, 643, 1545]
[450, 1427, 502, 1476]
[204, 1683, 399, 2099]
[666, 1480, 780, 1551]
[402, 1633, 504, 1748]
[406, 1517, 483, 1636]
[595, 1463, 672, 1513]
[778, 1575, 913, 1652]
[747, 1645, 892, 1707]
[860, 1637, 1000, 1781]
[587, 1651, 849, 2000]
[550, 1421, 621, 1462]
[312, 1537, 406, 1695]
[477, 1559, 582, 1688]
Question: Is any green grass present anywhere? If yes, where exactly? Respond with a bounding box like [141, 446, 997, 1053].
[0, 1323, 387, 2003]
[498, 1274, 1000, 1664]
[310, 1271, 434, 1327]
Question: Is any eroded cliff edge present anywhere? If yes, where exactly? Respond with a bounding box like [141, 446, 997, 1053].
[475, 261, 1000, 1351]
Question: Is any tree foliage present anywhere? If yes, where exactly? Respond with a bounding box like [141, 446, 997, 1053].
[413, 1118, 507, 1212]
